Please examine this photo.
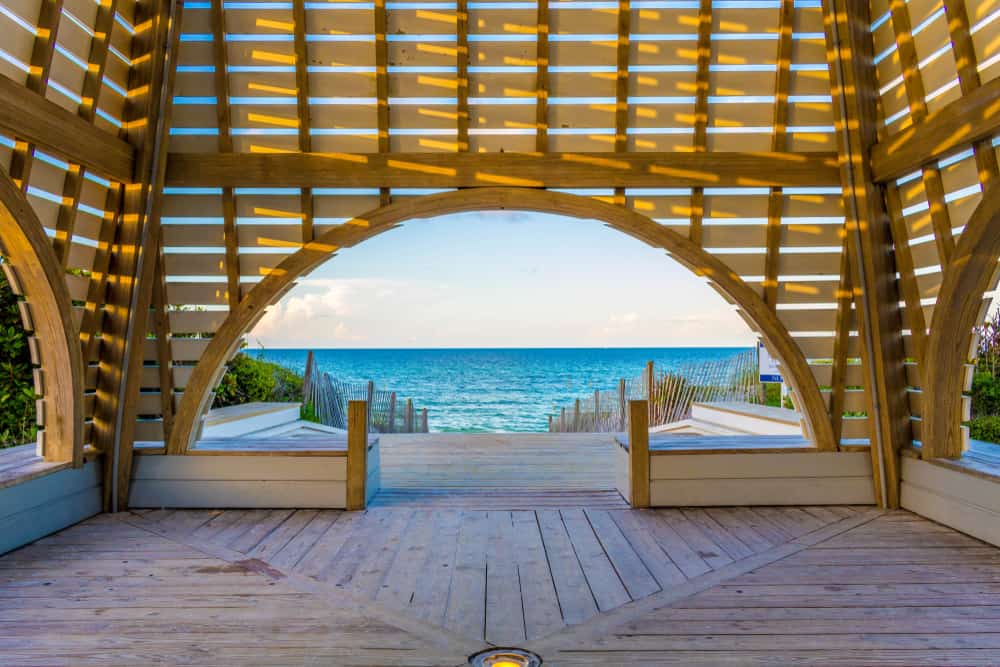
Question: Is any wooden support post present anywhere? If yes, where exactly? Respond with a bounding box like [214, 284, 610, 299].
[560, 407, 566, 432]
[573, 398, 581, 432]
[346, 400, 368, 511]
[387, 391, 396, 434]
[366, 380, 375, 429]
[548, 415, 553, 432]
[645, 360, 655, 422]
[627, 399, 650, 508]
[405, 398, 414, 433]
[594, 389, 601, 431]
[421, 408, 428, 433]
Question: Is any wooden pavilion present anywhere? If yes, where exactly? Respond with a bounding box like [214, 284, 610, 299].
[1, 0, 1000, 662]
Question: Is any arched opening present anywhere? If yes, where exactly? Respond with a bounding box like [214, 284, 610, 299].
[0, 167, 83, 466]
[167, 188, 835, 454]
[924, 185, 1000, 460]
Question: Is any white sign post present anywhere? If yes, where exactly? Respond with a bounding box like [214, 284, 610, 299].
[758, 341, 783, 384]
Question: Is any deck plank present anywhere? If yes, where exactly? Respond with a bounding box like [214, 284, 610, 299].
[485, 510, 527, 644]
[444, 510, 489, 640]
[512, 510, 564, 640]
[561, 508, 631, 612]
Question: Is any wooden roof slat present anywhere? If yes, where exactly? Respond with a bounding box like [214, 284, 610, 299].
[535, 0, 549, 153]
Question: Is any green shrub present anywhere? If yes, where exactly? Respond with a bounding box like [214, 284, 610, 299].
[0, 269, 38, 448]
[300, 401, 321, 423]
[763, 383, 794, 410]
[971, 371, 1000, 418]
[968, 415, 1000, 444]
[213, 353, 303, 408]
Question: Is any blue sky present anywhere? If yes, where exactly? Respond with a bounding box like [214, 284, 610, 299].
[249, 210, 757, 349]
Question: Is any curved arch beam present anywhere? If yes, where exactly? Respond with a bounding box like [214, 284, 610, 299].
[167, 188, 836, 454]
[923, 184, 1000, 459]
[0, 166, 84, 465]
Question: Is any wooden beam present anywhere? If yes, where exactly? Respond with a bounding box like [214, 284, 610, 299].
[943, 0, 1000, 189]
[0, 166, 84, 466]
[887, 0, 954, 266]
[346, 400, 369, 510]
[167, 187, 837, 456]
[0, 74, 134, 183]
[688, 0, 712, 245]
[95, 0, 182, 511]
[823, 0, 910, 507]
[374, 0, 390, 206]
[613, 0, 631, 206]
[827, 238, 853, 446]
[456, 0, 469, 152]
[78, 185, 121, 366]
[923, 185, 1000, 459]
[53, 0, 119, 267]
[291, 0, 314, 242]
[763, 0, 794, 308]
[165, 151, 841, 188]
[535, 0, 549, 152]
[870, 76, 1000, 183]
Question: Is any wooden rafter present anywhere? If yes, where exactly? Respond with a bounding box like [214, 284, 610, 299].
[52, 0, 120, 267]
[944, 0, 1000, 189]
[885, 184, 927, 366]
[613, 0, 631, 206]
[165, 151, 841, 188]
[870, 76, 1000, 182]
[456, 0, 469, 152]
[78, 185, 121, 366]
[375, 0, 390, 206]
[828, 238, 853, 446]
[535, 0, 549, 153]
[688, 0, 712, 246]
[887, 0, 954, 266]
[0, 75, 135, 183]
[8, 0, 65, 192]
[292, 0, 314, 242]
[823, 0, 909, 507]
[210, 0, 239, 311]
[763, 0, 794, 309]
[151, 250, 174, 438]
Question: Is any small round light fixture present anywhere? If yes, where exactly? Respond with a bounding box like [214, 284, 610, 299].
[469, 648, 542, 667]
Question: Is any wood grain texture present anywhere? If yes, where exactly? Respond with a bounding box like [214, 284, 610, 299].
[923, 186, 1000, 459]
[347, 401, 370, 510]
[628, 400, 650, 508]
[164, 151, 842, 188]
[871, 75, 1000, 182]
[166, 188, 836, 455]
[0, 167, 83, 465]
[0, 74, 134, 183]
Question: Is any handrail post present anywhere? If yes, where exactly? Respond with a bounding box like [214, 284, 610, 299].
[627, 399, 650, 508]
[347, 400, 369, 510]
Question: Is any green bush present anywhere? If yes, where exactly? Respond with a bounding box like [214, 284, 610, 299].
[971, 371, 1000, 418]
[300, 401, 321, 423]
[763, 383, 794, 410]
[213, 353, 303, 408]
[0, 269, 38, 448]
[968, 415, 1000, 444]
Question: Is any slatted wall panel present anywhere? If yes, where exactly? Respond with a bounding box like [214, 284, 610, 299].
[0, 0, 137, 452]
[871, 0, 1000, 446]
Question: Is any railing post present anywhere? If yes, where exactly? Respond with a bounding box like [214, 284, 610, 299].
[302, 350, 315, 399]
[594, 389, 601, 431]
[366, 380, 375, 429]
[421, 408, 428, 433]
[646, 360, 655, 422]
[387, 391, 397, 433]
[405, 398, 414, 432]
[560, 407, 566, 432]
[627, 399, 650, 508]
[548, 414, 553, 432]
[573, 398, 581, 431]
[347, 400, 369, 510]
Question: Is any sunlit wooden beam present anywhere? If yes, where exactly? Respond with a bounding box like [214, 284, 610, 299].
[870, 76, 1000, 183]
[165, 151, 841, 188]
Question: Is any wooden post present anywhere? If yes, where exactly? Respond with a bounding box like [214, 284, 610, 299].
[405, 398, 414, 433]
[628, 399, 650, 508]
[347, 400, 368, 511]
[594, 389, 601, 431]
[302, 350, 315, 399]
[560, 407, 566, 432]
[619, 378, 627, 430]
[366, 380, 375, 429]
[573, 398, 581, 432]
[548, 415, 553, 432]
[421, 408, 428, 433]
[646, 360, 655, 422]
[387, 391, 396, 434]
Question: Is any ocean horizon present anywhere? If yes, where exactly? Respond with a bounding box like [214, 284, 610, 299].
[255, 346, 753, 433]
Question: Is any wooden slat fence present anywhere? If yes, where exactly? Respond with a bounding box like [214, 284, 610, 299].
[549, 350, 759, 433]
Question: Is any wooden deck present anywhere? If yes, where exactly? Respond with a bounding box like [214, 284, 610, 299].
[4, 505, 999, 665]
[0, 444, 66, 488]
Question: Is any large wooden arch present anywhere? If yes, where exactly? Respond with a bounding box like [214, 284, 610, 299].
[923, 185, 1000, 459]
[167, 187, 837, 455]
[0, 166, 84, 465]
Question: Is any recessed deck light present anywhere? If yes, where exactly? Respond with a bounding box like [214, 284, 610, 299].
[469, 648, 542, 667]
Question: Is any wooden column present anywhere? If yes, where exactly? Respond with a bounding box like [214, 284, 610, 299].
[346, 400, 369, 510]
[627, 399, 650, 508]
[823, 0, 910, 507]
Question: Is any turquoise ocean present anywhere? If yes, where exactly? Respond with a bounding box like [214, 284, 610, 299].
[257, 347, 752, 432]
